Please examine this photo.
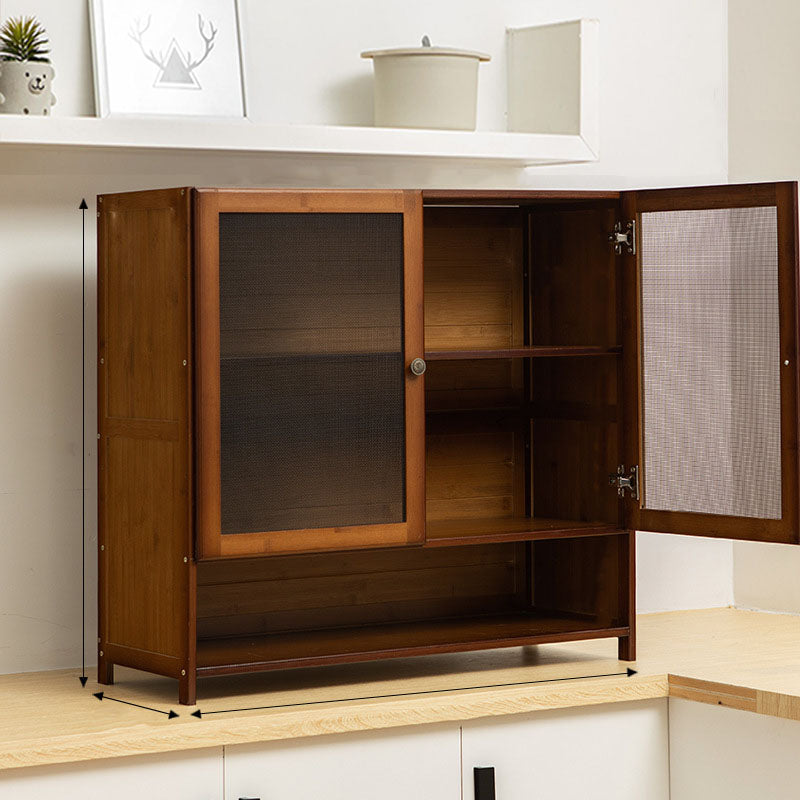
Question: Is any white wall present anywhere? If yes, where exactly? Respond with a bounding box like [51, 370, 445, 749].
[734, 540, 800, 613]
[0, 0, 731, 674]
[728, 0, 800, 614]
[729, 0, 800, 184]
[637, 533, 733, 613]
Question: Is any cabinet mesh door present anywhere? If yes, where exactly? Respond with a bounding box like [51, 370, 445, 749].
[639, 206, 781, 519]
[219, 212, 406, 535]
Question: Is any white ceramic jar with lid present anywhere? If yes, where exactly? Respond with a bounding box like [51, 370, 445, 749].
[361, 36, 490, 130]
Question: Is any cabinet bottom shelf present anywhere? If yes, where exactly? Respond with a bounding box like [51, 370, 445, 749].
[196, 613, 630, 676]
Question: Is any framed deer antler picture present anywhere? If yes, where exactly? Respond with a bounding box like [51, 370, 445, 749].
[89, 0, 245, 117]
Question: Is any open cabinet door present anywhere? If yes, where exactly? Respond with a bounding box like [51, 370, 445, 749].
[621, 182, 800, 543]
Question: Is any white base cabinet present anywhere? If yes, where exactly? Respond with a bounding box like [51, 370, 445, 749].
[224, 725, 461, 800]
[670, 698, 800, 800]
[461, 699, 670, 800]
[6, 697, 799, 799]
[0, 747, 223, 800]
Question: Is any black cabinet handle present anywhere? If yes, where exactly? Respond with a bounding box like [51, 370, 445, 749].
[474, 766, 495, 800]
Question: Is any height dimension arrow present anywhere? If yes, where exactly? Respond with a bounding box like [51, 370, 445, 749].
[79, 198, 88, 689]
[191, 668, 638, 718]
[93, 692, 179, 719]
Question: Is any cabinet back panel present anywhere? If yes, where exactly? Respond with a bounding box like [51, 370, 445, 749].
[196, 535, 626, 641]
[423, 207, 524, 351]
[530, 206, 619, 346]
[424, 359, 523, 411]
[197, 544, 524, 638]
[425, 431, 524, 522]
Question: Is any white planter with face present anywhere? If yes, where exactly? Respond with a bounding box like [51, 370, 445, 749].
[0, 61, 55, 115]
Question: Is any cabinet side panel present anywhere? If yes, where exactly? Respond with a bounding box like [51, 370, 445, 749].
[532, 534, 625, 627]
[530, 205, 619, 346]
[98, 188, 194, 676]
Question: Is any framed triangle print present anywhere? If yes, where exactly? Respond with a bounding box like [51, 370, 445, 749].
[90, 0, 245, 117]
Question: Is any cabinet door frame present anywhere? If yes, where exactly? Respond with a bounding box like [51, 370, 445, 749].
[194, 189, 425, 559]
[621, 182, 800, 543]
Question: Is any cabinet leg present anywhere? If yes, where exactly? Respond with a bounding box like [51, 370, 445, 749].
[179, 671, 197, 706]
[98, 659, 114, 685]
[618, 635, 636, 662]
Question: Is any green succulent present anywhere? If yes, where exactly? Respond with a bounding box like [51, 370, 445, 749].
[0, 16, 51, 63]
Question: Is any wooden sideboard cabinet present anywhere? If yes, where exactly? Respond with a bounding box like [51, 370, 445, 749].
[97, 184, 800, 704]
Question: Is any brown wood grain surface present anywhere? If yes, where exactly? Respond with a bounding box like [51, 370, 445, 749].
[426, 346, 622, 360]
[99, 186, 645, 704]
[196, 615, 630, 675]
[195, 189, 426, 558]
[422, 190, 621, 203]
[622, 181, 800, 543]
[97, 187, 196, 703]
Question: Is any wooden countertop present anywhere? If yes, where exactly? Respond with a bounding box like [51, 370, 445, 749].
[2, 607, 800, 771]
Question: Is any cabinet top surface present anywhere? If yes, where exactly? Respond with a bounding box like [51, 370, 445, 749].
[99, 187, 623, 201]
[3, 608, 800, 771]
[96, 181, 797, 202]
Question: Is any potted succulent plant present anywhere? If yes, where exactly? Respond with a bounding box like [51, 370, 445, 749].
[0, 16, 55, 115]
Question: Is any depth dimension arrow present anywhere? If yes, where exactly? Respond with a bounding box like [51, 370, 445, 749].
[191, 668, 638, 718]
[79, 198, 88, 689]
[94, 692, 179, 718]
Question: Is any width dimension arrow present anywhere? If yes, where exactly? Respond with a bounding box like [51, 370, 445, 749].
[191, 668, 637, 718]
[94, 691, 179, 719]
[79, 198, 88, 689]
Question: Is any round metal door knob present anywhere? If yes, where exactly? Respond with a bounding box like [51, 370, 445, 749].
[410, 357, 427, 376]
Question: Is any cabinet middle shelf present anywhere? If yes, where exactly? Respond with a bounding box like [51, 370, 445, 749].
[424, 345, 622, 361]
[425, 516, 622, 547]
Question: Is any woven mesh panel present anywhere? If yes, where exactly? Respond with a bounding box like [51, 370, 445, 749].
[219, 212, 405, 535]
[640, 206, 781, 519]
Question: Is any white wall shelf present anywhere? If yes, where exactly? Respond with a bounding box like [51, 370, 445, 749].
[507, 19, 599, 156]
[0, 17, 600, 168]
[0, 116, 597, 167]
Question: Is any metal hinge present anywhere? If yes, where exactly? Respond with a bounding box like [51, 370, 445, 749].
[609, 220, 636, 255]
[610, 464, 639, 500]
